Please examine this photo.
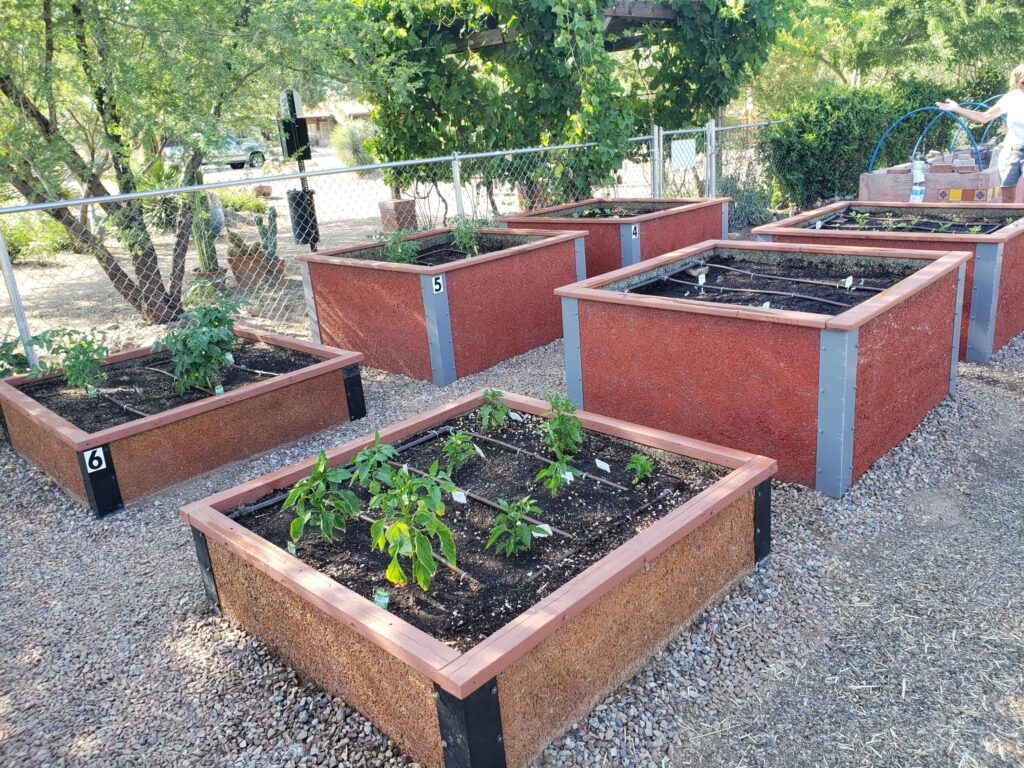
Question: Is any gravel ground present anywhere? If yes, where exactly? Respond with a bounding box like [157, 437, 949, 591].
[1, 338, 1023, 768]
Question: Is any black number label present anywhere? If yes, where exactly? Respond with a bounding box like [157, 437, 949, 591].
[631, 224, 639, 239]
[84, 447, 107, 474]
[432, 275, 444, 294]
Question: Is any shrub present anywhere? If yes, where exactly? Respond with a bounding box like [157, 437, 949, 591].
[0, 214, 71, 263]
[330, 118, 378, 175]
[218, 188, 268, 214]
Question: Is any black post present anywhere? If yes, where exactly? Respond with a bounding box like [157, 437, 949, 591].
[434, 679, 507, 768]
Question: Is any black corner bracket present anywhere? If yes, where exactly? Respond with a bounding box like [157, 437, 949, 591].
[0, 403, 9, 446]
[76, 444, 123, 517]
[754, 479, 771, 562]
[343, 363, 367, 420]
[435, 678, 507, 768]
[191, 527, 221, 611]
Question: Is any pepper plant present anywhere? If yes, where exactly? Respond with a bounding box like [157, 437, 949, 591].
[625, 452, 655, 484]
[153, 289, 243, 394]
[284, 451, 361, 555]
[476, 388, 510, 430]
[29, 328, 109, 392]
[381, 229, 418, 264]
[442, 432, 477, 474]
[535, 457, 581, 497]
[541, 392, 583, 460]
[368, 460, 458, 591]
[349, 432, 399, 490]
[486, 496, 551, 557]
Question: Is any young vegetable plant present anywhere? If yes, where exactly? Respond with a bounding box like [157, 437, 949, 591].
[450, 216, 482, 256]
[625, 452, 655, 484]
[349, 432, 400, 490]
[284, 451, 361, 555]
[380, 229, 418, 264]
[535, 457, 581, 497]
[849, 210, 869, 227]
[442, 432, 477, 473]
[968, 225, 982, 234]
[29, 328, 109, 393]
[369, 460, 458, 591]
[1, 335, 30, 378]
[486, 496, 551, 557]
[153, 290, 243, 394]
[541, 392, 583, 460]
[476, 388, 510, 430]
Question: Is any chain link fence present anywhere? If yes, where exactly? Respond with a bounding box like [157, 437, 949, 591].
[0, 120, 781, 364]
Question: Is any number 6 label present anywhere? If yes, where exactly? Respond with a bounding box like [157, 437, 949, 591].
[84, 447, 107, 474]
[432, 275, 445, 294]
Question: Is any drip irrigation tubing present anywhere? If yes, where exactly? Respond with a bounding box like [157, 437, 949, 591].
[665, 277, 852, 309]
[705, 262, 884, 293]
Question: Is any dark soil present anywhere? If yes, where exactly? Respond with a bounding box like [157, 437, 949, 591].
[810, 210, 1018, 235]
[17, 340, 321, 433]
[560, 204, 665, 219]
[232, 411, 730, 652]
[628, 255, 912, 315]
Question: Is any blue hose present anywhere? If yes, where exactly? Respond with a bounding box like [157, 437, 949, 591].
[868, 107, 983, 172]
[910, 102, 986, 157]
[948, 95, 1006, 152]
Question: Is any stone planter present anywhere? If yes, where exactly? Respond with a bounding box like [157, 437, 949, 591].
[227, 252, 270, 290]
[498, 197, 731, 277]
[379, 198, 418, 232]
[180, 390, 775, 768]
[556, 240, 970, 496]
[297, 228, 587, 385]
[859, 149, 1024, 204]
[753, 202, 1024, 363]
[0, 328, 366, 516]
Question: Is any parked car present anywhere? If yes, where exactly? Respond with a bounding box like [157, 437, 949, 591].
[162, 134, 266, 169]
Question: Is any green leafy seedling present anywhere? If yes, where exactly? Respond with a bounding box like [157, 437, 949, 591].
[938, 221, 952, 232]
[29, 328, 109, 392]
[153, 290, 243, 393]
[284, 451, 361, 554]
[541, 392, 583, 460]
[849, 210, 869, 227]
[1, 335, 30, 378]
[476, 388, 510, 430]
[968, 225, 982, 234]
[380, 229, 418, 264]
[486, 496, 551, 557]
[368, 460, 457, 591]
[350, 432, 399, 491]
[625, 452, 655, 484]
[450, 216, 481, 256]
[442, 432, 477, 474]
[535, 458, 580, 497]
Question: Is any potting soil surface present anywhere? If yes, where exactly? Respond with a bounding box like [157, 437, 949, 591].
[234, 411, 730, 652]
[17, 340, 322, 433]
[557, 204, 667, 219]
[630, 256, 914, 315]
[810, 210, 1018, 235]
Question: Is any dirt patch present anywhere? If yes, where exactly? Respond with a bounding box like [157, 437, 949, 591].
[232, 411, 729, 652]
[810, 208, 1018, 235]
[16, 340, 321, 433]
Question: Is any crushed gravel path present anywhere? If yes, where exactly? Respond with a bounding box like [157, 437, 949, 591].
[1, 338, 1023, 768]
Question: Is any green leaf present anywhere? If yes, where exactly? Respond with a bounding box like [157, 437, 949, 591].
[385, 557, 407, 586]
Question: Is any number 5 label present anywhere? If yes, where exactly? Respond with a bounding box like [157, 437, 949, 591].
[84, 447, 107, 474]
[432, 275, 445, 294]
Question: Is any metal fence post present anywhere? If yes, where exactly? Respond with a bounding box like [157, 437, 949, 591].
[0, 227, 37, 367]
[451, 152, 465, 218]
[650, 125, 664, 198]
[704, 119, 717, 198]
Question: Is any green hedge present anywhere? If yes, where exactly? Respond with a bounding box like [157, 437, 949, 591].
[761, 78, 979, 208]
[0, 214, 72, 263]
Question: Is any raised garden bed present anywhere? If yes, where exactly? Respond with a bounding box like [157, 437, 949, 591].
[297, 228, 586, 385]
[0, 328, 365, 515]
[180, 390, 775, 768]
[498, 197, 730, 277]
[556, 241, 969, 496]
[753, 202, 1024, 363]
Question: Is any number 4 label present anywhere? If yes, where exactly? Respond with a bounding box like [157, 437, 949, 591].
[84, 447, 107, 474]
[630, 224, 639, 239]
[432, 275, 445, 294]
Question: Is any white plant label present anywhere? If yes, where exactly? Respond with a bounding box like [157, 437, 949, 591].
[762, 301, 771, 309]
[473, 443, 485, 458]
[452, 490, 468, 504]
[432, 275, 445, 294]
[630, 224, 639, 239]
[83, 447, 107, 474]
[561, 471, 575, 483]
[214, 384, 225, 395]
[697, 273, 706, 286]
[843, 275, 854, 289]
[508, 411, 523, 422]
[535, 524, 553, 538]
[86, 385, 98, 398]
[815, 220, 822, 229]
[595, 458, 611, 473]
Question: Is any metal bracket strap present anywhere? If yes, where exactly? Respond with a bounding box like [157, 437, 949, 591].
[721, 201, 730, 239]
[561, 296, 584, 409]
[76, 444, 124, 517]
[815, 328, 859, 498]
[949, 262, 966, 394]
[435, 679, 507, 768]
[573, 237, 587, 281]
[754, 480, 771, 562]
[299, 260, 321, 344]
[420, 273, 458, 386]
[191, 527, 221, 611]
[965, 242, 1003, 364]
[342, 364, 367, 420]
[619, 222, 641, 267]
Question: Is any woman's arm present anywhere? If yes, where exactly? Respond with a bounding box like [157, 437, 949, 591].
[936, 99, 1003, 124]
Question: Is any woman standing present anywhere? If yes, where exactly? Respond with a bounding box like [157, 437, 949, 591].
[937, 64, 1024, 202]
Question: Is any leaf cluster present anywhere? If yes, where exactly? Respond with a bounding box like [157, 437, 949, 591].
[154, 290, 243, 394]
[625, 452, 654, 485]
[29, 328, 109, 392]
[442, 432, 477, 474]
[476, 388, 509, 431]
[0, 336, 30, 378]
[285, 451, 361, 554]
[486, 496, 551, 557]
[380, 229, 419, 264]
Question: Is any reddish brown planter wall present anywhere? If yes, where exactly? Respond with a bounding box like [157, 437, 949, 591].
[498, 198, 730, 277]
[180, 390, 776, 768]
[557, 241, 969, 496]
[298, 228, 587, 385]
[0, 328, 365, 516]
[753, 202, 1024, 363]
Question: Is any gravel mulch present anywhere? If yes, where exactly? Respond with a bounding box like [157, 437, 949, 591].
[1, 338, 1023, 768]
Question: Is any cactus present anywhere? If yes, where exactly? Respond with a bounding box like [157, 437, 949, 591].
[226, 231, 263, 259]
[256, 207, 278, 263]
[192, 193, 220, 272]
